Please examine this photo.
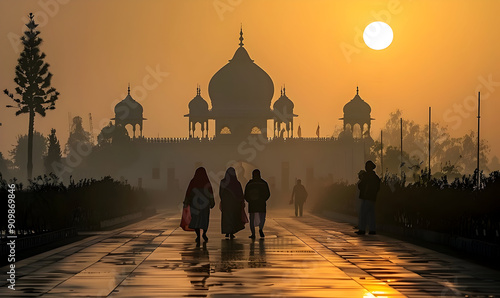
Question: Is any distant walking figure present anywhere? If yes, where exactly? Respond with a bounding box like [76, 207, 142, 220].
[356, 161, 381, 235]
[219, 167, 248, 239]
[244, 169, 270, 238]
[184, 167, 215, 242]
[290, 179, 308, 217]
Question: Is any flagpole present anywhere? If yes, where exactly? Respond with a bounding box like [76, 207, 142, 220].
[400, 118, 403, 180]
[429, 107, 431, 181]
[381, 130, 383, 178]
[477, 92, 481, 188]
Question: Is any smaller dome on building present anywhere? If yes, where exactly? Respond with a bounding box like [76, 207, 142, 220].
[273, 86, 294, 111]
[112, 84, 146, 138]
[343, 86, 371, 116]
[114, 85, 144, 120]
[188, 86, 209, 115]
[339, 86, 373, 140]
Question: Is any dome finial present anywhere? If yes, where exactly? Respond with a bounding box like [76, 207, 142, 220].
[283, 84, 286, 96]
[356, 85, 359, 95]
[128, 83, 130, 95]
[280, 87, 283, 96]
[197, 84, 201, 96]
[239, 24, 244, 47]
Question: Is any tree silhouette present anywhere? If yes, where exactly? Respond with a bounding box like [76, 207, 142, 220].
[456, 131, 490, 174]
[489, 156, 500, 172]
[66, 116, 92, 157]
[4, 13, 59, 180]
[10, 131, 47, 178]
[0, 152, 11, 177]
[45, 128, 62, 174]
[97, 121, 130, 146]
[373, 110, 490, 178]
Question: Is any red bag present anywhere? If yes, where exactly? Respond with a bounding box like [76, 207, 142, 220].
[180, 205, 194, 231]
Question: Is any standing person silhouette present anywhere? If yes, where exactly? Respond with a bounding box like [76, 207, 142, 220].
[184, 167, 215, 242]
[219, 167, 247, 239]
[356, 161, 381, 235]
[290, 179, 308, 217]
[355, 170, 366, 229]
[244, 169, 270, 239]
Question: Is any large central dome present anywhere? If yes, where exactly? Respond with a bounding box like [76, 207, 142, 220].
[208, 30, 274, 115]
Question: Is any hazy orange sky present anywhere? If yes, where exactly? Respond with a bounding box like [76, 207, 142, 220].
[1, 0, 499, 163]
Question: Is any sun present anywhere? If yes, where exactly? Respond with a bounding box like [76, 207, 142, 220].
[363, 21, 393, 50]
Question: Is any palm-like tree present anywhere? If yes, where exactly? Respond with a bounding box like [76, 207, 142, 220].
[4, 13, 59, 180]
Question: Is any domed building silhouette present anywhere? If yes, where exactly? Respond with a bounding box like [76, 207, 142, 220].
[273, 86, 297, 138]
[185, 86, 210, 139]
[340, 86, 373, 140]
[112, 85, 146, 138]
[99, 28, 376, 195]
[211, 29, 273, 138]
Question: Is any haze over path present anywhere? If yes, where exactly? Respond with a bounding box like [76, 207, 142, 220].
[1, 209, 500, 297]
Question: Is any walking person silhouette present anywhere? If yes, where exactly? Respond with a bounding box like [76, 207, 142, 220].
[244, 169, 270, 239]
[290, 179, 308, 217]
[183, 167, 215, 242]
[356, 161, 381, 235]
[219, 167, 247, 239]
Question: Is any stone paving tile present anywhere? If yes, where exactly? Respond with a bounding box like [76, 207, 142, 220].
[291, 214, 500, 297]
[1, 209, 500, 297]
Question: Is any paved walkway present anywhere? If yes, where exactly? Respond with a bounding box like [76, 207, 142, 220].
[2, 209, 500, 297]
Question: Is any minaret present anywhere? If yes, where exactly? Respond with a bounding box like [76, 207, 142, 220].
[186, 84, 210, 139]
[273, 84, 296, 138]
[339, 86, 373, 139]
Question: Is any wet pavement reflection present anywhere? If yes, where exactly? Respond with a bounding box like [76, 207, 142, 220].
[1, 209, 500, 297]
[181, 242, 211, 291]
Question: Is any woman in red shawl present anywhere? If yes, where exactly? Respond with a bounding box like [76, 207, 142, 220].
[184, 167, 215, 242]
[219, 167, 247, 239]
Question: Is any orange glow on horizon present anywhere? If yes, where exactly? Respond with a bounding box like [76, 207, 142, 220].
[1, 0, 499, 163]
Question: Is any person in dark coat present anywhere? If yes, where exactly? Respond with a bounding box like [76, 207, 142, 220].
[355, 170, 366, 229]
[356, 160, 381, 235]
[244, 169, 270, 238]
[290, 179, 308, 217]
[219, 167, 247, 239]
[184, 167, 215, 242]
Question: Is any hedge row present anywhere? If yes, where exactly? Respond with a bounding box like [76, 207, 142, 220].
[314, 171, 500, 243]
[0, 174, 150, 235]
